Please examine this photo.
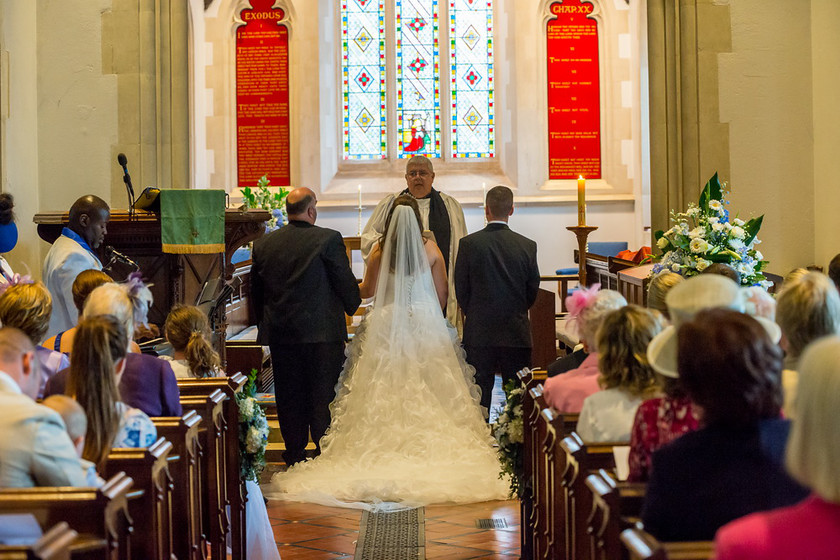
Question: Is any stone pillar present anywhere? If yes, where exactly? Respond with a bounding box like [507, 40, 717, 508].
[646, 0, 731, 240]
[103, 0, 191, 203]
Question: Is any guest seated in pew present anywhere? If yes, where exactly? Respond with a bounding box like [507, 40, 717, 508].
[576, 305, 663, 442]
[641, 309, 808, 542]
[542, 286, 626, 412]
[68, 315, 157, 468]
[0, 280, 69, 398]
[42, 269, 132, 354]
[774, 271, 840, 418]
[159, 304, 223, 378]
[44, 280, 182, 417]
[0, 327, 88, 487]
[645, 271, 683, 321]
[41, 395, 103, 487]
[714, 335, 840, 559]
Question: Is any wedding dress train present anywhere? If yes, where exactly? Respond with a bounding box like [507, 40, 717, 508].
[265, 206, 508, 509]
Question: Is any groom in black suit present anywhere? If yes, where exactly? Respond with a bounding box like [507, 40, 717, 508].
[251, 187, 361, 465]
[455, 186, 540, 415]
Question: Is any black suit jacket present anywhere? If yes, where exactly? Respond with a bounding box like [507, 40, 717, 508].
[251, 221, 361, 345]
[454, 222, 540, 348]
[641, 419, 809, 542]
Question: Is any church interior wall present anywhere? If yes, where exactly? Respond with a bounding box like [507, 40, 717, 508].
[718, 0, 816, 276]
[810, 0, 840, 271]
[1, 0, 834, 283]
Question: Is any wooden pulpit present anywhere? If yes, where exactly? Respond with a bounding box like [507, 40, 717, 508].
[34, 208, 269, 362]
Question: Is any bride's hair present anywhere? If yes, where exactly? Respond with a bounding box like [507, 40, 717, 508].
[381, 195, 422, 242]
[381, 195, 424, 273]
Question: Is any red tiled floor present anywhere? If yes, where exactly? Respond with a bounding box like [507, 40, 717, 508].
[268, 496, 520, 558]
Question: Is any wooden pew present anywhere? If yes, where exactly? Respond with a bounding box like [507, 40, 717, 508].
[0, 473, 134, 560]
[516, 368, 538, 560]
[539, 407, 566, 560]
[586, 469, 646, 560]
[560, 433, 621, 560]
[103, 439, 175, 560]
[528, 385, 549, 559]
[620, 528, 714, 560]
[178, 388, 227, 560]
[0, 522, 77, 560]
[152, 411, 206, 560]
[177, 373, 247, 560]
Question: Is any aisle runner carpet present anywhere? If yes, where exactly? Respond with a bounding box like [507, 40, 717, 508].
[354, 508, 425, 559]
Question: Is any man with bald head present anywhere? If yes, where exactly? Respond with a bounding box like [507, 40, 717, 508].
[251, 187, 360, 466]
[43, 195, 110, 337]
[361, 156, 467, 326]
[0, 327, 88, 487]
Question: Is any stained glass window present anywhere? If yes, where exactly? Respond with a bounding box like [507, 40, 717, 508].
[341, 0, 494, 160]
[342, 0, 386, 159]
[450, 0, 494, 158]
[396, 0, 441, 158]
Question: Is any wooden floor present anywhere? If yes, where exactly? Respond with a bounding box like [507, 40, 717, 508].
[266, 498, 520, 559]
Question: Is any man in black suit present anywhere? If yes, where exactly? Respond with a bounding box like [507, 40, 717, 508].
[455, 186, 540, 415]
[251, 187, 361, 465]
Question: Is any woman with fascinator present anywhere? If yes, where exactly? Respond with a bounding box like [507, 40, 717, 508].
[267, 195, 508, 508]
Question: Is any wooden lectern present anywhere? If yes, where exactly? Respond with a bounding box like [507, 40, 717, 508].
[34, 208, 269, 363]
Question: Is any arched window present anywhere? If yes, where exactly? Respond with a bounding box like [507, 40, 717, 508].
[341, 0, 494, 161]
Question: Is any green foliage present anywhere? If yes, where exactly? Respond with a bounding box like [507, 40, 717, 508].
[242, 174, 289, 230]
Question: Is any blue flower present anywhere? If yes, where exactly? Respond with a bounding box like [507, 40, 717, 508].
[652, 263, 664, 274]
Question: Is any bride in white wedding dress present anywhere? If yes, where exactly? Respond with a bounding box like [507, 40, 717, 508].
[265, 196, 508, 509]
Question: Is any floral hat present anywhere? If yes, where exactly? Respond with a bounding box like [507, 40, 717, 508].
[647, 275, 781, 378]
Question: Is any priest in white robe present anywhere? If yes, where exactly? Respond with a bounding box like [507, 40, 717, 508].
[361, 155, 467, 327]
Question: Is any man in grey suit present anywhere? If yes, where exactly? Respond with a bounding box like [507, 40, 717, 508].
[251, 188, 361, 465]
[455, 186, 540, 415]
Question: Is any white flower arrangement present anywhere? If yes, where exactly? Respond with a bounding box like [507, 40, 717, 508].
[237, 370, 270, 482]
[652, 173, 770, 287]
[494, 380, 525, 498]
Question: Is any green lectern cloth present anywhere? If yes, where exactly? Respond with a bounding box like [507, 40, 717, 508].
[160, 189, 226, 254]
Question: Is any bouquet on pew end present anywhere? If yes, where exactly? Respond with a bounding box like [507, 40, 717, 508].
[651, 172, 770, 287]
[494, 379, 524, 498]
[237, 369, 270, 482]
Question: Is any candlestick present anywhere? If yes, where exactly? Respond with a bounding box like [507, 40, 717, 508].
[358, 184, 363, 236]
[577, 175, 586, 226]
[482, 182, 487, 226]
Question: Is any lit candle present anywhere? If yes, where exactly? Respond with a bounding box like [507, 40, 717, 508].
[358, 184, 363, 235]
[577, 175, 586, 226]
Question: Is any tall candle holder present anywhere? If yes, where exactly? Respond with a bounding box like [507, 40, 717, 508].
[566, 225, 598, 286]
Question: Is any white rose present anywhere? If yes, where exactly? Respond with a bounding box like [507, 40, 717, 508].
[731, 226, 746, 239]
[712, 222, 725, 232]
[696, 258, 711, 272]
[708, 217, 720, 224]
[689, 238, 710, 254]
[657, 237, 669, 249]
[688, 227, 705, 239]
[671, 263, 681, 272]
[709, 200, 723, 211]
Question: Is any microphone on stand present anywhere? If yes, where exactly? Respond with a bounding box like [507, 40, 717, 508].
[117, 153, 135, 218]
[103, 245, 140, 272]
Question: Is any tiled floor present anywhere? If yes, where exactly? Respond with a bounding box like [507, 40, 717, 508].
[266, 499, 520, 559]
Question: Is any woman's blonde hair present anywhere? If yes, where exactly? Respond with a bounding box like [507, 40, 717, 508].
[0, 282, 52, 344]
[646, 272, 683, 319]
[579, 290, 627, 351]
[164, 304, 221, 377]
[776, 271, 840, 360]
[786, 335, 840, 501]
[596, 305, 663, 397]
[67, 315, 129, 469]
